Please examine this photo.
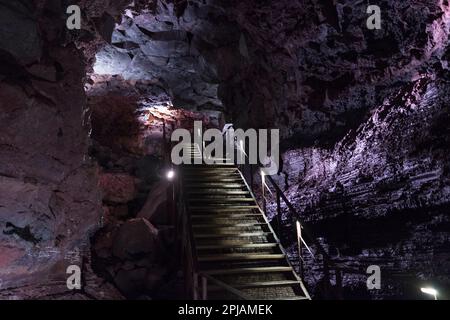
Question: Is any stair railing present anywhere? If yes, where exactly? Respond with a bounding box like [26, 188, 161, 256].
[222, 127, 343, 299]
[237, 166, 312, 300]
[262, 174, 343, 299]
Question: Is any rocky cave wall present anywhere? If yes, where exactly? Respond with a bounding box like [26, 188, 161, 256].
[0, 0, 132, 299]
[244, 0, 450, 299]
[222, 0, 450, 141]
[0, 0, 247, 299]
[87, 0, 450, 299]
[272, 76, 450, 299]
[122, 0, 450, 299]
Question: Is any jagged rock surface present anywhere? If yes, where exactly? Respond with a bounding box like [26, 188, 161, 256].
[0, 0, 129, 299]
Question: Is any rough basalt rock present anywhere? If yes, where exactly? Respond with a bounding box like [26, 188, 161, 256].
[0, 0, 130, 298]
[99, 172, 138, 204]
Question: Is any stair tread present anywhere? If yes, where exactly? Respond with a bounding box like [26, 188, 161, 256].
[197, 243, 278, 250]
[186, 183, 245, 187]
[210, 280, 300, 290]
[188, 190, 250, 195]
[185, 177, 242, 180]
[203, 266, 293, 275]
[190, 206, 259, 211]
[198, 254, 285, 262]
[188, 198, 255, 202]
[184, 168, 238, 171]
[191, 214, 262, 218]
[184, 172, 240, 175]
[194, 232, 271, 238]
[193, 223, 267, 228]
[272, 296, 310, 301]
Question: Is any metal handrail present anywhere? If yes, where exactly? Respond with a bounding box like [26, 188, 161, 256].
[263, 174, 343, 298]
[236, 168, 312, 300]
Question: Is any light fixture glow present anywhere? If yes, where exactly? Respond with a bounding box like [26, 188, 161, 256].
[421, 287, 438, 300]
[166, 169, 175, 180]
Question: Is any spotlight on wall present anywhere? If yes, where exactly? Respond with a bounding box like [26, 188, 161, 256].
[421, 287, 438, 300]
[166, 169, 175, 180]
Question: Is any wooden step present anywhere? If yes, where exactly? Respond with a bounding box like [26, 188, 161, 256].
[203, 266, 293, 276]
[188, 198, 255, 203]
[185, 178, 243, 182]
[184, 171, 240, 175]
[189, 206, 259, 211]
[191, 213, 262, 219]
[185, 183, 245, 188]
[184, 167, 237, 171]
[197, 243, 279, 250]
[273, 296, 310, 301]
[194, 163, 235, 166]
[190, 212, 260, 217]
[185, 175, 242, 179]
[194, 232, 271, 239]
[202, 157, 232, 162]
[198, 254, 285, 262]
[209, 280, 300, 290]
[188, 190, 250, 195]
[193, 223, 267, 228]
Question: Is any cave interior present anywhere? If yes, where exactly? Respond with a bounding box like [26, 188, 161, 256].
[0, 0, 449, 300]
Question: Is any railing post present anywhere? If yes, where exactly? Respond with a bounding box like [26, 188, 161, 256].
[162, 119, 168, 163]
[193, 272, 199, 300]
[276, 189, 281, 235]
[261, 172, 267, 215]
[296, 220, 304, 279]
[250, 164, 254, 192]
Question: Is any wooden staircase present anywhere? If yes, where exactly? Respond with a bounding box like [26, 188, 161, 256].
[180, 145, 311, 300]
